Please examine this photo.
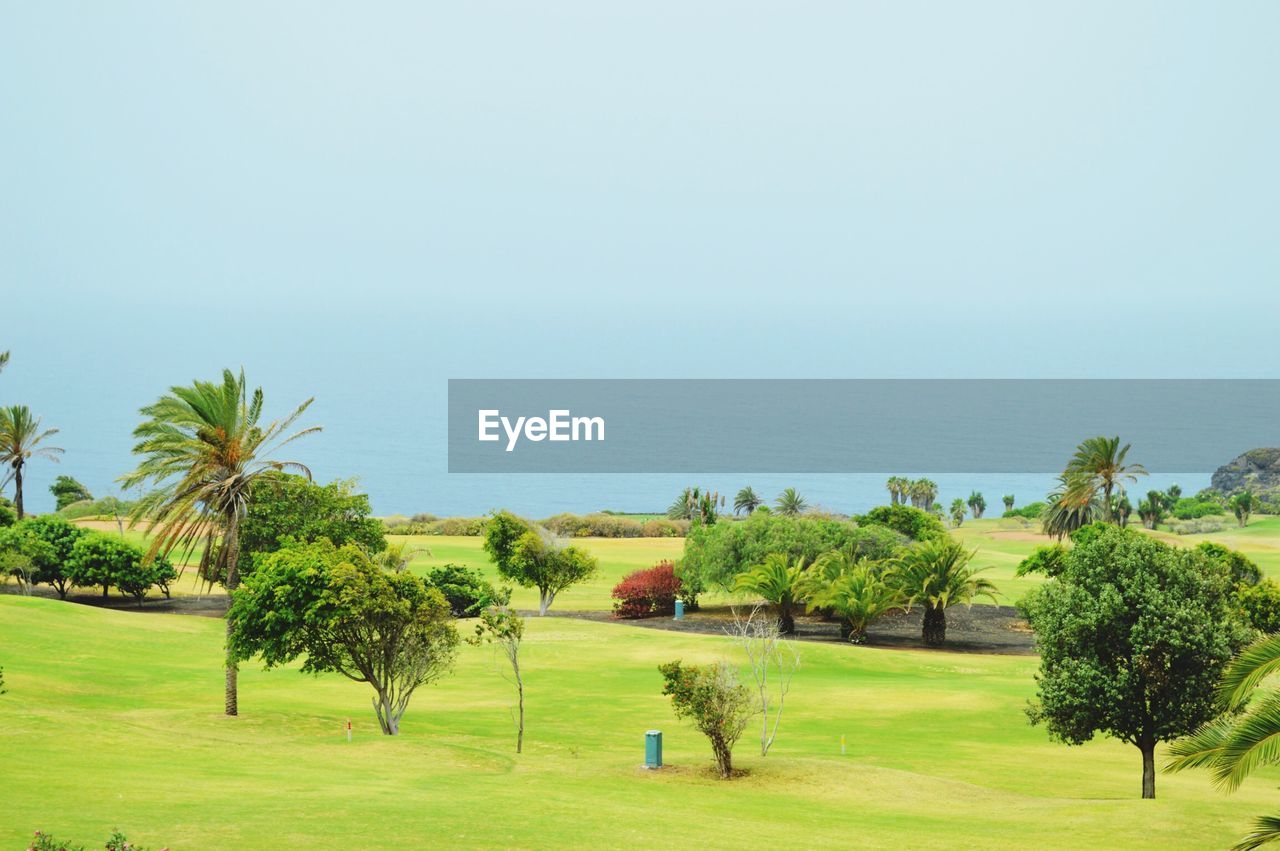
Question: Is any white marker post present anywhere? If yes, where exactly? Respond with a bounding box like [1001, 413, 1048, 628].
[840, 734, 846, 755]
[346, 719, 352, 743]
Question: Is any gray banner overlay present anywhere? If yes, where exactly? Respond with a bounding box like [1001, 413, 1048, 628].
[447, 379, 1280, 473]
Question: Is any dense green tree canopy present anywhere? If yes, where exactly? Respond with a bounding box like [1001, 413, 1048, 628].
[229, 539, 459, 735]
[49, 475, 93, 511]
[1021, 525, 1250, 799]
[0, 514, 86, 598]
[681, 512, 905, 593]
[232, 473, 385, 579]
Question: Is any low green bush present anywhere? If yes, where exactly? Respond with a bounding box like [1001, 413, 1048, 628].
[855, 505, 945, 541]
[1172, 498, 1225, 520]
[1003, 501, 1046, 519]
[1238, 579, 1280, 633]
[422, 564, 496, 617]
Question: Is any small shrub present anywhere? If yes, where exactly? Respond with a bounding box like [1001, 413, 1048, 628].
[611, 561, 682, 618]
[1172, 498, 1225, 520]
[1003, 501, 1046, 520]
[856, 505, 945, 541]
[423, 564, 496, 617]
[27, 829, 155, 851]
[1239, 579, 1280, 633]
[659, 660, 755, 778]
[1166, 517, 1227, 535]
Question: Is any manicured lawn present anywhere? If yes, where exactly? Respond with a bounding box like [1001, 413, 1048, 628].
[0, 596, 1273, 849]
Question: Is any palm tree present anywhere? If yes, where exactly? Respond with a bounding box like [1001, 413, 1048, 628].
[967, 491, 986, 519]
[1232, 492, 1254, 528]
[1042, 474, 1103, 539]
[1002, 494, 1015, 513]
[1115, 493, 1133, 528]
[0, 350, 8, 374]
[949, 498, 966, 527]
[886, 476, 910, 506]
[733, 553, 808, 634]
[1162, 484, 1183, 513]
[806, 560, 903, 643]
[1168, 632, 1280, 849]
[909, 478, 938, 511]
[733, 486, 762, 516]
[774, 487, 807, 517]
[1063, 436, 1147, 523]
[120, 369, 319, 716]
[892, 536, 998, 646]
[0, 405, 63, 519]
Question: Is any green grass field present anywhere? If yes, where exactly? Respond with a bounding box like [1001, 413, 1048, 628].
[0, 595, 1273, 849]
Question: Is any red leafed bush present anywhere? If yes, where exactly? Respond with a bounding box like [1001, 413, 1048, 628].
[612, 561, 682, 619]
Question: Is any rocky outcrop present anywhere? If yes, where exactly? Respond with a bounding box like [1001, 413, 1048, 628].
[1211, 448, 1280, 496]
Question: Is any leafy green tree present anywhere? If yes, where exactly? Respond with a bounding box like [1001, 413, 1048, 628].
[1002, 494, 1015, 513]
[733, 553, 808, 634]
[857, 504, 944, 541]
[893, 535, 997, 646]
[121, 369, 319, 716]
[65, 533, 138, 598]
[733, 486, 762, 516]
[1232, 492, 1255, 528]
[773, 488, 807, 517]
[424, 564, 496, 617]
[682, 512, 902, 593]
[1197, 541, 1263, 587]
[1237, 580, 1280, 634]
[468, 590, 526, 752]
[482, 510, 532, 572]
[1168, 632, 1280, 849]
[659, 660, 756, 778]
[1062, 436, 1147, 523]
[0, 515, 85, 598]
[0, 405, 63, 520]
[230, 473, 385, 581]
[949, 498, 966, 526]
[229, 540, 459, 735]
[49, 475, 93, 511]
[967, 491, 986, 519]
[0, 496, 14, 528]
[1022, 525, 1249, 799]
[503, 530, 598, 615]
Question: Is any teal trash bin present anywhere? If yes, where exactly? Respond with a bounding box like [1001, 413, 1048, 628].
[674, 600, 684, 620]
[645, 730, 663, 768]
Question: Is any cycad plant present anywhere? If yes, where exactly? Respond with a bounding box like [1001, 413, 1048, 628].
[1168, 632, 1280, 850]
[806, 559, 903, 643]
[892, 536, 998, 646]
[120, 369, 319, 716]
[774, 488, 807, 517]
[0, 405, 63, 519]
[733, 553, 808, 634]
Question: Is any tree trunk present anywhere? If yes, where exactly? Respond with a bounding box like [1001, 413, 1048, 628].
[538, 588, 554, 615]
[838, 618, 854, 642]
[712, 737, 733, 778]
[13, 463, 23, 520]
[102, 584, 109, 599]
[516, 679, 524, 754]
[923, 605, 946, 646]
[223, 512, 241, 717]
[1140, 739, 1156, 799]
[778, 601, 795, 635]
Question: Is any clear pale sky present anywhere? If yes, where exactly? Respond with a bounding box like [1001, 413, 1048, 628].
[2, 3, 1278, 513]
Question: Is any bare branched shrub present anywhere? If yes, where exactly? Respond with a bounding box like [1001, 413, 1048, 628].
[727, 604, 801, 757]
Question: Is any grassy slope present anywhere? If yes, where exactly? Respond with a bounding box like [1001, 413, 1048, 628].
[0, 596, 1273, 849]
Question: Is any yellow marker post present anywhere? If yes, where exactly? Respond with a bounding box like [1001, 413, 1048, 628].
[840, 734, 846, 755]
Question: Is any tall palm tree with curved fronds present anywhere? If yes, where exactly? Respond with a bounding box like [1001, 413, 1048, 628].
[774, 487, 807, 517]
[0, 405, 63, 519]
[733, 486, 762, 516]
[1168, 632, 1280, 850]
[1063, 435, 1147, 523]
[120, 369, 320, 716]
[1042, 474, 1104, 539]
[733, 553, 808, 634]
[892, 535, 998, 646]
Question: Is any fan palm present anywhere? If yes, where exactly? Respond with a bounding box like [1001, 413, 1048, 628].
[909, 478, 938, 511]
[733, 553, 808, 634]
[892, 536, 998, 646]
[1002, 494, 1015, 513]
[774, 487, 807, 517]
[949, 498, 966, 527]
[1168, 632, 1280, 849]
[0, 405, 63, 519]
[886, 476, 910, 506]
[1063, 436, 1147, 522]
[120, 369, 319, 716]
[733, 486, 762, 516]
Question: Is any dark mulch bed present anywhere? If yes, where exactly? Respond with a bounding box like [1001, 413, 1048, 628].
[1, 583, 230, 617]
[544, 604, 1036, 655]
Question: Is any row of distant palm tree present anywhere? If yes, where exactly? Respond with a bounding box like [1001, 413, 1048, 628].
[885, 476, 940, 511]
[732, 535, 997, 645]
[671, 486, 809, 522]
[0, 349, 64, 520]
